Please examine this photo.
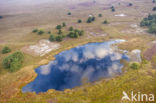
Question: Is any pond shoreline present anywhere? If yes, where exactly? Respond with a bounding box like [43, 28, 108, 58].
[22, 39, 130, 93]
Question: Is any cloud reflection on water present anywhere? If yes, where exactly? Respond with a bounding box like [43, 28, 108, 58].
[22, 40, 128, 93]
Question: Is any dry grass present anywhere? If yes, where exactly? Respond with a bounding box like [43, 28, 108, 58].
[0, 0, 156, 102]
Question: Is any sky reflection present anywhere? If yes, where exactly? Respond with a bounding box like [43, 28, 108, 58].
[22, 40, 129, 93]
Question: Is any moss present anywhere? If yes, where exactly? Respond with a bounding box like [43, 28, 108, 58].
[129, 62, 140, 70]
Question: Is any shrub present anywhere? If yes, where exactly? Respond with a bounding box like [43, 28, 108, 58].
[74, 32, 79, 38]
[91, 16, 95, 21]
[153, 7, 156, 11]
[68, 12, 71, 15]
[148, 14, 153, 20]
[56, 25, 62, 30]
[62, 22, 66, 27]
[56, 35, 63, 42]
[49, 35, 56, 42]
[103, 20, 108, 24]
[68, 29, 84, 38]
[87, 16, 95, 23]
[128, 3, 133, 6]
[129, 62, 140, 70]
[111, 6, 114, 9]
[87, 17, 92, 23]
[140, 14, 156, 34]
[38, 30, 44, 35]
[78, 19, 82, 23]
[58, 29, 62, 34]
[78, 30, 84, 36]
[3, 51, 24, 72]
[48, 31, 51, 34]
[32, 29, 38, 33]
[2, 46, 11, 54]
[69, 26, 74, 31]
[112, 8, 115, 12]
[68, 31, 75, 38]
[149, 25, 156, 33]
[111, 6, 115, 12]
[140, 21, 146, 27]
[98, 14, 102, 17]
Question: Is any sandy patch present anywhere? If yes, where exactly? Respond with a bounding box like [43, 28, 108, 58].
[130, 24, 138, 28]
[86, 27, 107, 38]
[78, 1, 96, 7]
[21, 39, 60, 56]
[151, 40, 156, 44]
[89, 32, 107, 37]
[129, 49, 142, 62]
[119, 48, 142, 63]
[115, 14, 127, 17]
[121, 24, 147, 34]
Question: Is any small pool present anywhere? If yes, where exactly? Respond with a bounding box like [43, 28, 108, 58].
[22, 39, 129, 93]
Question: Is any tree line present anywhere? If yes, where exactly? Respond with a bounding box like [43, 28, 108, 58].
[140, 14, 156, 34]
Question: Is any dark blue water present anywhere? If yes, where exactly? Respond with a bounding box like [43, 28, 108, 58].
[22, 40, 129, 93]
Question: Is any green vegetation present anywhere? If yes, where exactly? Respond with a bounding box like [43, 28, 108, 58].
[103, 20, 108, 24]
[3, 51, 24, 72]
[68, 29, 84, 38]
[140, 14, 156, 33]
[49, 35, 56, 42]
[129, 62, 140, 70]
[1, 46, 11, 54]
[32, 29, 38, 33]
[32, 29, 44, 35]
[62, 22, 66, 27]
[149, 24, 156, 33]
[68, 12, 71, 15]
[32, 29, 45, 35]
[77, 19, 82, 23]
[98, 14, 102, 17]
[69, 26, 74, 31]
[38, 30, 44, 35]
[58, 29, 62, 34]
[5, 58, 155, 103]
[1, 1, 156, 102]
[111, 6, 115, 12]
[56, 25, 62, 30]
[128, 3, 133, 6]
[56, 35, 63, 42]
[48, 31, 51, 34]
[87, 16, 95, 23]
[153, 7, 156, 11]
[49, 26, 84, 42]
[49, 35, 64, 42]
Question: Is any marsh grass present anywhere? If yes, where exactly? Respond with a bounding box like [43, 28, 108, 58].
[0, 0, 156, 102]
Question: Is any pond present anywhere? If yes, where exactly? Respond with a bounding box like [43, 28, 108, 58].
[22, 39, 129, 93]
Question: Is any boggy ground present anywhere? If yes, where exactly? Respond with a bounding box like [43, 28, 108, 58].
[0, 0, 156, 103]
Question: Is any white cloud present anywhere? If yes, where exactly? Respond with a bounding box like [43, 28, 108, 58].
[108, 63, 123, 76]
[82, 66, 94, 79]
[72, 53, 78, 62]
[59, 63, 70, 71]
[111, 53, 122, 61]
[70, 64, 81, 73]
[95, 47, 113, 59]
[83, 50, 95, 59]
[63, 50, 79, 62]
[40, 63, 52, 75]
